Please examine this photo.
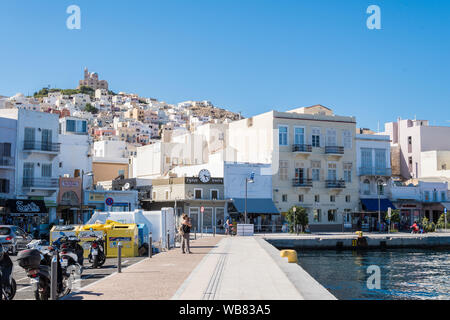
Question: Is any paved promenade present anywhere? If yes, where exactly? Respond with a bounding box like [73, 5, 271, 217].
[66, 234, 336, 300]
[66, 235, 223, 300]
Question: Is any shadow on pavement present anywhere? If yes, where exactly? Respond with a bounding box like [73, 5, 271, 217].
[66, 291, 104, 300]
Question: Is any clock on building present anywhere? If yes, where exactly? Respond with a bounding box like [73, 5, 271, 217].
[199, 169, 211, 183]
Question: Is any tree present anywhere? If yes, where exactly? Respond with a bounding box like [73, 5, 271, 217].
[436, 213, 450, 229]
[84, 103, 98, 114]
[285, 206, 308, 233]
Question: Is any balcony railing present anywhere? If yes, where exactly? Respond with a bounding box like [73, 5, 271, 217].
[325, 146, 344, 154]
[292, 178, 313, 187]
[326, 179, 346, 188]
[24, 141, 60, 153]
[0, 156, 14, 167]
[358, 167, 392, 176]
[23, 178, 59, 189]
[292, 144, 312, 153]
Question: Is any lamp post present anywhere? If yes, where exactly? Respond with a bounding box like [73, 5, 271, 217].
[79, 170, 93, 224]
[244, 172, 255, 224]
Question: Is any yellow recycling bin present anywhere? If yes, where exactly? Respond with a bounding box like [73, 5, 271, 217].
[105, 224, 139, 258]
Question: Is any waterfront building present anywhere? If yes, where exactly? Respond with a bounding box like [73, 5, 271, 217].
[92, 140, 130, 184]
[355, 133, 395, 231]
[226, 105, 359, 232]
[0, 116, 17, 224]
[143, 175, 226, 232]
[0, 109, 60, 226]
[380, 118, 450, 180]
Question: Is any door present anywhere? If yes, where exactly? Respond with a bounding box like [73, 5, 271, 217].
[189, 208, 199, 232]
[42, 129, 52, 151]
[24, 127, 36, 149]
[202, 207, 214, 233]
[23, 163, 35, 187]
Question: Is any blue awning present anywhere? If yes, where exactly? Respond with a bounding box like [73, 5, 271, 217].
[230, 198, 280, 215]
[361, 198, 396, 212]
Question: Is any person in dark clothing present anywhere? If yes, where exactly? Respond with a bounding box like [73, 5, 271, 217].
[180, 214, 192, 254]
[0, 244, 14, 298]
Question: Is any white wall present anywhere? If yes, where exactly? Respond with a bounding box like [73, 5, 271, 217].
[224, 162, 273, 199]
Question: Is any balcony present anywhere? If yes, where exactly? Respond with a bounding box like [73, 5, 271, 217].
[292, 178, 313, 188]
[358, 167, 392, 176]
[325, 146, 344, 155]
[292, 144, 312, 153]
[0, 156, 14, 168]
[23, 178, 59, 189]
[326, 180, 346, 188]
[23, 141, 60, 153]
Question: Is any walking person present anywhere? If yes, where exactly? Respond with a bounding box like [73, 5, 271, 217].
[180, 214, 192, 254]
[224, 217, 230, 236]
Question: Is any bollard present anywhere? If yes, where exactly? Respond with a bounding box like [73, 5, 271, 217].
[50, 251, 58, 300]
[214, 226, 216, 237]
[167, 231, 170, 251]
[148, 233, 152, 258]
[117, 242, 122, 273]
[194, 227, 197, 240]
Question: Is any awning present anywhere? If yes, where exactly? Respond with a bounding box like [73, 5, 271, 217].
[230, 198, 279, 215]
[6, 199, 48, 215]
[361, 198, 396, 212]
[442, 203, 450, 211]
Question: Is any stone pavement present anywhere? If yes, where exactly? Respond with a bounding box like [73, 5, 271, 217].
[66, 235, 223, 300]
[66, 234, 336, 300]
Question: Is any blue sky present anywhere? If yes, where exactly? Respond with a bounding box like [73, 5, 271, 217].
[0, 0, 449, 130]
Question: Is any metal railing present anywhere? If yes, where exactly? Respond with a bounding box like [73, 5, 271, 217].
[23, 178, 59, 188]
[292, 178, 313, 187]
[358, 167, 392, 176]
[325, 146, 344, 154]
[0, 156, 14, 167]
[24, 140, 60, 152]
[325, 179, 346, 188]
[292, 144, 312, 153]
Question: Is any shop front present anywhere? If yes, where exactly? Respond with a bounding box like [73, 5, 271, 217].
[393, 201, 422, 230]
[3, 199, 48, 234]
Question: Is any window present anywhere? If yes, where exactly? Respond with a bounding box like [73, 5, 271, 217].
[315, 195, 320, 202]
[361, 148, 373, 171]
[41, 129, 52, 149]
[41, 164, 52, 177]
[211, 189, 219, 200]
[343, 163, 352, 182]
[424, 191, 430, 202]
[0, 143, 11, 157]
[343, 130, 352, 149]
[294, 127, 305, 145]
[194, 189, 203, 200]
[23, 162, 34, 179]
[279, 160, 288, 180]
[433, 190, 438, 202]
[311, 161, 321, 181]
[66, 120, 76, 132]
[377, 180, 385, 195]
[0, 179, 10, 193]
[312, 128, 321, 147]
[24, 127, 35, 142]
[282, 194, 288, 202]
[375, 149, 386, 172]
[314, 209, 322, 222]
[278, 126, 288, 146]
[328, 210, 336, 222]
[298, 194, 304, 202]
[346, 195, 351, 203]
[326, 129, 337, 147]
[118, 169, 125, 176]
[363, 179, 370, 195]
[330, 195, 336, 202]
[327, 163, 337, 181]
[295, 168, 305, 181]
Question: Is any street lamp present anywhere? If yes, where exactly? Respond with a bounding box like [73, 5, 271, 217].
[244, 172, 255, 225]
[79, 170, 94, 224]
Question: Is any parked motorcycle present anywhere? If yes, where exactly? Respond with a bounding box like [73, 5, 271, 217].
[0, 244, 16, 300]
[87, 231, 106, 268]
[54, 236, 84, 276]
[18, 238, 80, 300]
